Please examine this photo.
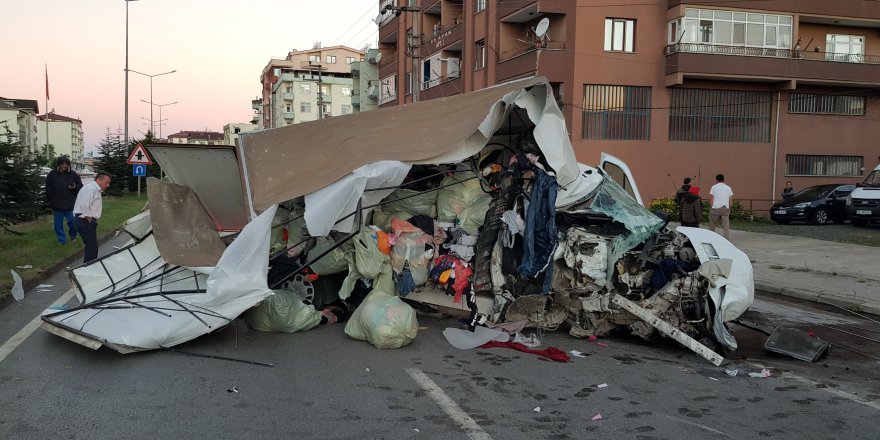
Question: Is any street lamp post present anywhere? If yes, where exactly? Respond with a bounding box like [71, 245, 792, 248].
[129, 69, 176, 135]
[124, 0, 139, 150]
[141, 100, 178, 139]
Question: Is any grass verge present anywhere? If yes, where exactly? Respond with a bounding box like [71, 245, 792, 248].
[0, 193, 147, 297]
[729, 218, 880, 247]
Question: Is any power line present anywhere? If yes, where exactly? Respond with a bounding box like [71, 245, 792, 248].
[330, 2, 378, 46]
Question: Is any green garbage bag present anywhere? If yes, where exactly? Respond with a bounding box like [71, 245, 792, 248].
[436, 174, 491, 235]
[308, 237, 348, 275]
[244, 289, 321, 333]
[344, 286, 418, 349]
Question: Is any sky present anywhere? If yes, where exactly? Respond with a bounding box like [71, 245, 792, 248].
[1, 0, 380, 151]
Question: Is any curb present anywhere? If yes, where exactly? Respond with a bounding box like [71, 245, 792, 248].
[755, 281, 880, 318]
[0, 229, 125, 308]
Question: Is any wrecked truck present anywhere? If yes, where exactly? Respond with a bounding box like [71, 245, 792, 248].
[40, 77, 753, 365]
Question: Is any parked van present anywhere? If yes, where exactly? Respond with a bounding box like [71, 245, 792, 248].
[846, 164, 880, 226]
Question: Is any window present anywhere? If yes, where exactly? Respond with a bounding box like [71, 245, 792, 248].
[786, 155, 863, 177]
[668, 9, 792, 49]
[475, 40, 486, 70]
[300, 102, 311, 113]
[380, 74, 397, 104]
[341, 87, 352, 96]
[581, 85, 651, 140]
[669, 89, 772, 143]
[285, 104, 292, 112]
[826, 34, 864, 62]
[308, 55, 320, 63]
[604, 18, 635, 52]
[299, 83, 311, 94]
[321, 86, 330, 96]
[346, 56, 356, 64]
[379, 0, 397, 26]
[341, 105, 352, 115]
[475, 0, 486, 13]
[326, 55, 337, 64]
[789, 93, 865, 115]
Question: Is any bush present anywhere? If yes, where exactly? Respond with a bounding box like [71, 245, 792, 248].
[649, 197, 679, 221]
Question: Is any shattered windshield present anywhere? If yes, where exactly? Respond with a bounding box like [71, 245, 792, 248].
[586, 176, 664, 280]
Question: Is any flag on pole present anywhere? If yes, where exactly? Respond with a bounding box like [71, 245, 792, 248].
[45, 64, 49, 101]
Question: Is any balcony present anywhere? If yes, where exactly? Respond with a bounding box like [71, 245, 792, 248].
[281, 111, 295, 120]
[351, 93, 360, 106]
[320, 93, 332, 103]
[379, 54, 399, 78]
[665, 43, 880, 87]
[281, 93, 294, 101]
[423, 21, 463, 58]
[499, 40, 564, 62]
[667, 1, 880, 21]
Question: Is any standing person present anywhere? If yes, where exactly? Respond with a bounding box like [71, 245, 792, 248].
[781, 181, 795, 199]
[73, 173, 111, 264]
[45, 157, 83, 244]
[674, 177, 692, 224]
[709, 174, 733, 239]
[680, 186, 703, 227]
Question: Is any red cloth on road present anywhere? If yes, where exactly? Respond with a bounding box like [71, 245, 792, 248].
[480, 341, 571, 363]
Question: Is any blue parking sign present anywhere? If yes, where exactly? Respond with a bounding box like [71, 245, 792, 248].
[133, 164, 147, 176]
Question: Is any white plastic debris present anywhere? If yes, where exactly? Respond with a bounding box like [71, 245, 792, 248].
[569, 350, 587, 358]
[365, 368, 370, 372]
[10, 270, 24, 302]
[709, 377, 719, 381]
[413, 428, 420, 433]
[533, 406, 541, 412]
[724, 369, 738, 377]
[592, 414, 603, 421]
[15, 265, 32, 269]
[597, 383, 608, 389]
[748, 368, 772, 378]
[513, 333, 541, 348]
[36, 284, 54, 288]
[226, 385, 239, 393]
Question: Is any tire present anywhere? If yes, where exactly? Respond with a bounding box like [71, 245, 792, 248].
[852, 220, 867, 227]
[811, 207, 828, 225]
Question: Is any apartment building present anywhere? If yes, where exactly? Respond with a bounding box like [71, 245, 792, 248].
[167, 130, 225, 145]
[259, 46, 363, 128]
[223, 122, 259, 146]
[378, 0, 880, 208]
[351, 48, 381, 113]
[37, 112, 85, 171]
[0, 97, 39, 157]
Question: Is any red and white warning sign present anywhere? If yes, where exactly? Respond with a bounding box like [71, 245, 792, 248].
[127, 143, 153, 165]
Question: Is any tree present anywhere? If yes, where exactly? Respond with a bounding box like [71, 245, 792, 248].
[0, 125, 47, 234]
[92, 127, 129, 196]
[35, 143, 56, 168]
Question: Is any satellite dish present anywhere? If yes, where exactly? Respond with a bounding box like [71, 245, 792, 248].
[535, 18, 550, 38]
[374, 52, 382, 63]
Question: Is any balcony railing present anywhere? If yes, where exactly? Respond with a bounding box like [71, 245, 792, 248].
[499, 40, 565, 62]
[378, 53, 398, 69]
[665, 43, 880, 65]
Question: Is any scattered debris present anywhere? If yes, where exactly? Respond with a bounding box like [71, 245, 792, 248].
[569, 350, 588, 358]
[533, 406, 541, 412]
[413, 428, 420, 433]
[592, 414, 603, 421]
[597, 383, 608, 389]
[764, 327, 830, 362]
[748, 369, 772, 378]
[10, 270, 24, 302]
[365, 368, 370, 372]
[15, 265, 32, 269]
[227, 385, 239, 393]
[725, 369, 738, 377]
[708, 377, 719, 381]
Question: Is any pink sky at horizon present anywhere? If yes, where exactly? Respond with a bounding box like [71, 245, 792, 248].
[1, 0, 379, 152]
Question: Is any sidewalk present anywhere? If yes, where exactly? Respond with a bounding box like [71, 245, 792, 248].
[726, 228, 880, 316]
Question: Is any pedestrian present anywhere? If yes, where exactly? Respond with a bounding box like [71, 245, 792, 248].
[45, 156, 83, 244]
[680, 185, 703, 228]
[674, 177, 692, 224]
[73, 173, 111, 264]
[708, 174, 733, 239]
[781, 181, 795, 199]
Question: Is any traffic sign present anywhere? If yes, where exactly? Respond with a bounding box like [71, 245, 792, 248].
[127, 143, 153, 165]
[133, 164, 147, 176]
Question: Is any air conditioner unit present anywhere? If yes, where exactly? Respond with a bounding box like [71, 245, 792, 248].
[367, 85, 379, 99]
[368, 51, 382, 64]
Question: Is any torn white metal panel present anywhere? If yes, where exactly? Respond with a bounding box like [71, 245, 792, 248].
[612, 295, 725, 366]
[70, 234, 167, 304]
[41, 206, 278, 353]
[676, 226, 754, 322]
[556, 163, 604, 208]
[304, 161, 411, 236]
[122, 210, 152, 240]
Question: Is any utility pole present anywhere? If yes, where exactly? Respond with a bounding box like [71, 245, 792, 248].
[380, 4, 421, 103]
[308, 62, 324, 119]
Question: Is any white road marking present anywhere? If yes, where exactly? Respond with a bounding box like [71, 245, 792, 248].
[661, 415, 729, 437]
[748, 362, 880, 412]
[406, 368, 493, 440]
[0, 289, 75, 363]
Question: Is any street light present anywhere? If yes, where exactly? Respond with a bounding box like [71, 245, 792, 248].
[140, 100, 177, 139]
[129, 69, 176, 136]
[124, 0, 139, 149]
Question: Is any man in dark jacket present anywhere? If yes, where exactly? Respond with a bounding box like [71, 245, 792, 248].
[680, 185, 703, 227]
[46, 157, 83, 244]
[675, 177, 692, 223]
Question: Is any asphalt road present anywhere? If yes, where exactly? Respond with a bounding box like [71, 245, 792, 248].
[2, 275, 880, 440]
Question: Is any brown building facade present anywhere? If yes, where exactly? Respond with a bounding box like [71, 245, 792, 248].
[378, 0, 880, 212]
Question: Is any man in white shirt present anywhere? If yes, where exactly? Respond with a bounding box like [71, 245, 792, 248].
[708, 173, 733, 240]
[73, 173, 111, 263]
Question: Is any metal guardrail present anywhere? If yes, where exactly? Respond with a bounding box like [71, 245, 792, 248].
[665, 43, 880, 65]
